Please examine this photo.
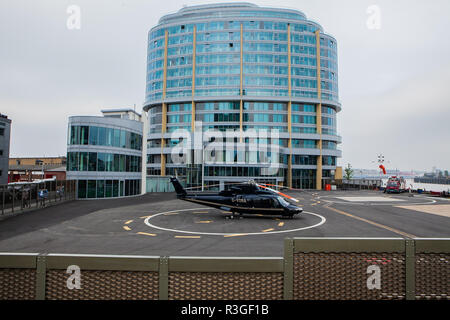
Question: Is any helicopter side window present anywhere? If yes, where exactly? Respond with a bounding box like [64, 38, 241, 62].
[271, 198, 281, 208]
[259, 198, 272, 208]
[251, 198, 262, 208]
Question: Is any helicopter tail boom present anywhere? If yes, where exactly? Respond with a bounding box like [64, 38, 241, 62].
[170, 177, 187, 198]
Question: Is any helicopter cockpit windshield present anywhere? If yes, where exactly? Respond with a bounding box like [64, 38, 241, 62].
[277, 196, 290, 208]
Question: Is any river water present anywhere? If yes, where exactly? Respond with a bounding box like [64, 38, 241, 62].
[381, 178, 450, 193]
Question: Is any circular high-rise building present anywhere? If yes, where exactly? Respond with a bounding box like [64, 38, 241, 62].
[144, 2, 341, 190]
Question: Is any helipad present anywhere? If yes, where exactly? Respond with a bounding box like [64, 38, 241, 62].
[335, 196, 406, 202]
[143, 208, 326, 237]
[0, 190, 448, 256]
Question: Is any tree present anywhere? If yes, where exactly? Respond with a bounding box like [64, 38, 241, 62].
[344, 163, 354, 181]
[445, 170, 449, 178]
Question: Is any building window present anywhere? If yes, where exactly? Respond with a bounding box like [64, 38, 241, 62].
[67, 152, 141, 173]
[0, 128, 4, 136]
[77, 179, 140, 199]
[78, 180, 87, 199]
[70, 125, 142, 151]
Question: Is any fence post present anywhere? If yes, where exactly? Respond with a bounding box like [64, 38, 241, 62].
[405, 239, 416, 300]
[36, 254, 47, 300]
[21, 185, 24, 211]
[1, 185, 4, 215]
[159, 256, 169, 300]
[35, 183, 37, 208]
[283, 238, 294, 300]
[12, 186, 15, 213]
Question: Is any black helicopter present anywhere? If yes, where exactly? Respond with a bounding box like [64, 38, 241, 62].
[170, 177, 303, 219]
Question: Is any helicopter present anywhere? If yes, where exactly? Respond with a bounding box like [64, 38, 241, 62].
[170, 176, 303, 219]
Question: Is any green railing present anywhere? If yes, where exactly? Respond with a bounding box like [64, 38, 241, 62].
[0, 238, 448, 300]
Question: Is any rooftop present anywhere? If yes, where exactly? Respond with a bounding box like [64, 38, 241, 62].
[158, 2, 308, 25]
[0, 114, 11, 122]
[101, 108, 141, 117]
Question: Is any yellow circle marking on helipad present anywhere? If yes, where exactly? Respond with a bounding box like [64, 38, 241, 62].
[137, 232, 157, 237]
[175, 235, 201, 239]
[224, 234, 248, 238]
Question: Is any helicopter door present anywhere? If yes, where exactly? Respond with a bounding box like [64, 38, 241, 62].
[271, 198, 282, 208]
[260, 198, 272, 208]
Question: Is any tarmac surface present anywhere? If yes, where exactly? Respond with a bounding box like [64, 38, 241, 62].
[0, 190, 448, 257]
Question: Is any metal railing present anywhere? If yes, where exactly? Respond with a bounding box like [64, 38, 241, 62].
[334, 179, 383, 190]
[0, 180, 76, 217]
[0, 238, 448, 300]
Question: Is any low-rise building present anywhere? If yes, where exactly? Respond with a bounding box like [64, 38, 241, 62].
[8, 157, 66, 182]
[66, 109, 145, 199]
[0, 114, 12, 184]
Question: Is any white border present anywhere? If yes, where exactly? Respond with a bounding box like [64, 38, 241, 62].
[144, 208, 326, 236]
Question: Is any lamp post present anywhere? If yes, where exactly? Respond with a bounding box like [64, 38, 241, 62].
[372, 153, 385, 186]
[360, 170, 363, 191]
[202, 147, 205, 192]
[202, 142, 208, 192]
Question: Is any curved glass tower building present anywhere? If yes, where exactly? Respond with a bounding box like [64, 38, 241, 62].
[144, 3, 341, 190]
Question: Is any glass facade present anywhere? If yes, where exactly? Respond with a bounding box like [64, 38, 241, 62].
[69, 125, 142, 151]
[67, 116, 143, 199]
[77, 179, 141, 199]
[145, 4, 338, 104]
[67, 152, 141, 173]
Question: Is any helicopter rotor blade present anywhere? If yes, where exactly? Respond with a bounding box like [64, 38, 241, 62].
[256, 184, 300, 203]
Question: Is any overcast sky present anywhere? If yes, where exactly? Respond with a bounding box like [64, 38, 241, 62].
[1, 0, 449, 172]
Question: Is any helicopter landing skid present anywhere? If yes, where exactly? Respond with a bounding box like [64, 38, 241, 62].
[226, 212, 244, 220]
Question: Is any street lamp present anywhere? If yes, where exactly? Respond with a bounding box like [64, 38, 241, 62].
[202, 146, 205, 192]
[201, 141, 208, 192]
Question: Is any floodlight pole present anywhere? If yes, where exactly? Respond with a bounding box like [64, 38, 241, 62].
[202, 148, 205, 192]
[202, 142, 206, 192]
